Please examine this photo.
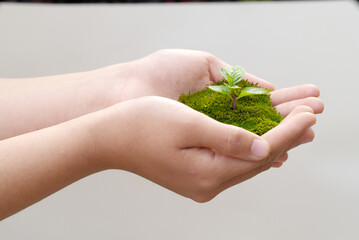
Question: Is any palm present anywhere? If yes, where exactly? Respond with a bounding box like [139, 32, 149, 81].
[120, 49, 323, 118]
[134, 49, 219, 100]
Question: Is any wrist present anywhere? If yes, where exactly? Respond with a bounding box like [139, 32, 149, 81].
[91, 61, 138, 106]
[81, 104, 130, 172]
[54, 115, 105, 175]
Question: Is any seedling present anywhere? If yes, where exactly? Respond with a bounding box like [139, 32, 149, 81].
[178, 65, 283, 135]
[208, 66, 269, 110]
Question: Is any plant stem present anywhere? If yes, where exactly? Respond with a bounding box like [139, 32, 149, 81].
[232, 93, 236, 110]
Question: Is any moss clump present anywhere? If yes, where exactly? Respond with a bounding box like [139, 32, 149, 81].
[178, 80, 284, 136]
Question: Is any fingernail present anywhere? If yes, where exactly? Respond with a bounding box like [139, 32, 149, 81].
[251, 139, 269, 159]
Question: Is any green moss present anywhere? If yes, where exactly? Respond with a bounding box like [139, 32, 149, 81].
[178, 80, 284, 136]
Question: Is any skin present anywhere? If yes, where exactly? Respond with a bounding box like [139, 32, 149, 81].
[0, 49, 324, 220]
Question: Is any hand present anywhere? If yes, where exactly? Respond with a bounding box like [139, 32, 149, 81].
[0, 49, 323, 219]
[1, 49, 323, 140]
[107, 49, 275, 102]
[90, 96, 316, 202]
[108, 49, 322, 115]
[269, 85, 324, 167]
[106, 49, 323, 168]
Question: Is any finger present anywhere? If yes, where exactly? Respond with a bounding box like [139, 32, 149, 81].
[206, 54, 230, 82]
[214, 146, 288, 192]
[275, 97, 324, 116]
[271, 152, 288, 168]
[215, 163, 271, 195]
[267, 106, 315, 156]
[275, 152, 289, 163]
[211, 107, 316, 193]
[286, 128, 315, 151]
[272, 154, 287, 168]
[187, 116, 270, 161]
[262, 106, 316, 158]
[182, 147, 263, 186]
[243, 72, 275, 91]
[271, 162, 283, 168]
[271, 128, 314, 168]
[271, 84, 320, 106]
[277, 105, 314, 125]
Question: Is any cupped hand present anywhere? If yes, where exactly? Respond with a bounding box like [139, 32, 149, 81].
[105, 49, 324, 169]
[108, 48, 323, 115]
[90, 96, 316, 202]
[110, 49, 322, 113]
[109, 49, 274, 102]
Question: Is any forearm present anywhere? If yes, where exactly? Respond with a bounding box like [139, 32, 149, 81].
[0, 115, 99, 220]
[0, 64, 128, 140]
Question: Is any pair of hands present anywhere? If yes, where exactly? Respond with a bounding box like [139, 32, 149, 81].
[86, 49, 324, 202]
[0, 49, 324, 220]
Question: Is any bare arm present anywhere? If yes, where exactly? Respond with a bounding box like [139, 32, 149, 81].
[0, 67, 127, 139]
[0, 113, 98, 219]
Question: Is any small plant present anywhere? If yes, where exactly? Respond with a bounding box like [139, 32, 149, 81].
[178, 65, 283, 135]
[208, 66, 269, 110]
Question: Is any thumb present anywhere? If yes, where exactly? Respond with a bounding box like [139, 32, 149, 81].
[190, 116, 269, 161]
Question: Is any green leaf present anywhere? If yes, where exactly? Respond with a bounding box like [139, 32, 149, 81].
[226, 74, 234, 86]
[237, 87, 269, 99]
[220, 67, 230, 81]
[232, 66, 246, 84]
[224, 82, 240, 89]
[208, 85, 231, 95]
[220, 66, 246, 86]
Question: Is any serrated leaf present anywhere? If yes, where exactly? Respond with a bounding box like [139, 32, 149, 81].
[237, 87, 269, 99]
[208, 85, 231, 95]
[232, 66, 246, 84]
[220, 66, 246, 85]
[226, 73, 234, 85]
[220, 67, 230, 81]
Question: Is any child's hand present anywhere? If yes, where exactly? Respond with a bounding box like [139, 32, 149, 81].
[107, 49, 323, 116]
[109, 49, 274, 102]
[90, 96, 316, 202]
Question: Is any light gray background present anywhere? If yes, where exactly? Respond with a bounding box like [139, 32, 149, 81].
[0, 1, 358, 239]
